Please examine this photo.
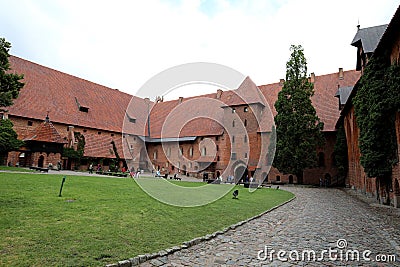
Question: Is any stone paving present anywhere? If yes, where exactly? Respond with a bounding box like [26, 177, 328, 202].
[139, 186, 400, 266]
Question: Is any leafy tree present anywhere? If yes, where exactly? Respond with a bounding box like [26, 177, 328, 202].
[274, 45, 325, 183]
[0, 38, 24, 156]
[353, 56, 400, 203]
[0, 38, 24, 111]
[0, 119, 24, 154]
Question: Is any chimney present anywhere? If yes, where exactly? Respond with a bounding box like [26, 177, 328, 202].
[178, 97, 183, 104]
[279, 79, 285, 86]
[338, 68, 344, 80]
[310, 72, 315, 83]
[216, 89, 222, 99]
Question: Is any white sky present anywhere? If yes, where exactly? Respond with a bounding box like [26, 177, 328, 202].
[1, 0, 398, 100]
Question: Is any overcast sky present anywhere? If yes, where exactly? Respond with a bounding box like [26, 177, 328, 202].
[1, 0, 398, 99]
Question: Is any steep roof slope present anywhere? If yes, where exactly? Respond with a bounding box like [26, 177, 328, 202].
[7, 56, 148, 135]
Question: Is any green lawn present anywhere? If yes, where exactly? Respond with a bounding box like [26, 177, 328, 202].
[0, 172, 294, 266]
[0, 166, 34, 172]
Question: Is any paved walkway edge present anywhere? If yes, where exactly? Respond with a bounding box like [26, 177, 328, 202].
[106, 193, 297, 267]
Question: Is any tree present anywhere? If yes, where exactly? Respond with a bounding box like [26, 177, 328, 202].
[0, 119, 24, 154]
[0, 38, 24, 157]
[274, 45, 325, 183]
[353, 56, 400, 204]
[0, 38, 24, 111]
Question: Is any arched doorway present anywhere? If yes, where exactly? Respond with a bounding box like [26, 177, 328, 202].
[234, 165, 248, 184]
[139, 148, 148, 171]
[324, 173, 331, 187]
[289, 175, 293, 184]
[38, 155, 44, 168]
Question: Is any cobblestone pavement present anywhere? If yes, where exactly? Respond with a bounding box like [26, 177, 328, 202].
[140, 186, 400, 266]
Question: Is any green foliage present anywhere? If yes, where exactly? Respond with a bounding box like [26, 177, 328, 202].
[334, 120, 348, 178]
[62, 132, 85, 165]
[0, 38, 24, 111]
[353, 57, 400, 178]
[0, 119, 24, 153]
[274, 45, 325, 178]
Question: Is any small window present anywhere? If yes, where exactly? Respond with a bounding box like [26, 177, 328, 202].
[130, 144, 134, 149]
[231, 153, 237, 160]
[98, 131, 101, 135]
[276, 175, 281, 181]
[167, 147, 171, 157]
[232, 120, 235, 128]
[216, 136, 219, 141]
[79, 106, 89, 112]
[244, 106, 248, 112]
[217, 156, 220, 161]
[111, 133, 114, 137]
[27, 121, 33, 126]
[67, 127, 69, 131]
[179, 147, 183, 156]
[232, 136, 235, 143]
[216, 145, 219, 151]
[244, 152, 248, 159]
[201, 147, 207, 156]
[153, 150, 157, 160]
[244, 135, 247, 143]
[232, 108, 236, 113]
[244, 119, 247, 127]
[83, 129, 87, 133]
[189, 147, 193, 157]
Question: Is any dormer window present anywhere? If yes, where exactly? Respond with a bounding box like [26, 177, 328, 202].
[126, 112, 136, 123]
[75, 97, 89, 113]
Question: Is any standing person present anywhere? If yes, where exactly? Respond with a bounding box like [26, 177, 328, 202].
[89, 163, 93, 174]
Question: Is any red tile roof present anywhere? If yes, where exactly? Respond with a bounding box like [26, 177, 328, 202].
[8, 56, 360, 160]
[8, 56, 148, 136]
[24, 117, 67, 144]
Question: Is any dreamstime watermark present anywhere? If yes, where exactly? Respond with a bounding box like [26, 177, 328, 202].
[122, 62, 275, 207]
[257, 239, 397, 263]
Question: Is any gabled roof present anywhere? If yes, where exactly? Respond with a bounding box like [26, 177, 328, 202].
[24, 116, 67, 144]
[7, 56, 148, 135]
[351, 24, 388, 53]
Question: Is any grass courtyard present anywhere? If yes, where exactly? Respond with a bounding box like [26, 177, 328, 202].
[0, 172, 294, 266]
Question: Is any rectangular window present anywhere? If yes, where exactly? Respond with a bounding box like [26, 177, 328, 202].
[231, 152, 237, 160]
[201, 147, 207, 156]
[244, 153, 248, 159]
[28, 121, 33, 126]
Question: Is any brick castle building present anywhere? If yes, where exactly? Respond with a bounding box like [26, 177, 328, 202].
[339, 6, 400, 207]
[3, 52, 360, 186]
